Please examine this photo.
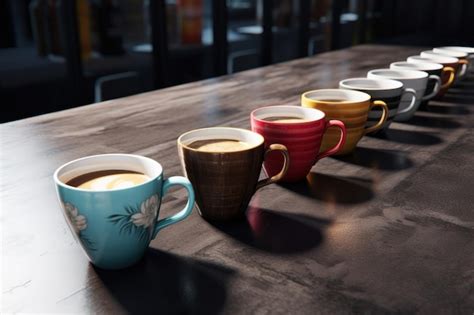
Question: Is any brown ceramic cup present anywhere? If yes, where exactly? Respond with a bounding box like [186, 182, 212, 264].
[177, 127, 289, 221]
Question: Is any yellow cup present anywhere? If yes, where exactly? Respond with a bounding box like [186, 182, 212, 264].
[301, 89, 388, 155]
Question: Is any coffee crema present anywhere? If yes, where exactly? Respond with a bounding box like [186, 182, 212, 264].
[66, 170, 150, 190]
[188, 139, 251, 152]
[318, 99, 347, 102]
[263, 116, 309, 123]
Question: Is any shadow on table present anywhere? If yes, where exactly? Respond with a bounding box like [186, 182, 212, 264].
[372, 128, 442, 146]
[422, 103, 471, 115]
[210, 206, 329, 254]
[94, 248, 234, 314]
[451, 78, 474, 89]
[406, 114, 462, 129]
[334, 147, 413, 171]
[281, 172, 374, 205]
[441, 93, 474, 104]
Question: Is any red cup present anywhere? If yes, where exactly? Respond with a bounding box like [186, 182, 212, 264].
[251, 105, 346, 182]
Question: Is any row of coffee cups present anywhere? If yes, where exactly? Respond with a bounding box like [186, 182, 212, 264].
[177, 46, 474, 221]
[54, 46, 473, 269]
[344, 46, 473, 124]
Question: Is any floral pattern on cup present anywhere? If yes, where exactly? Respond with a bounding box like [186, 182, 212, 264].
[62, 201, 95, 251]
[63, 202, 87, 232]
[108, 194, 161, 242]
[131, 194, 159, 228]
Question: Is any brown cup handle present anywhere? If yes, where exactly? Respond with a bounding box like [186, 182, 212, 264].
[256, 144, 289, 190]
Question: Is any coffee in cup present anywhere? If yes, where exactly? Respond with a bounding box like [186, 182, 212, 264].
[263, 116, 311, 123]
[178, 127, 289, 221]
[251, 105, 346, 182]
[66, 170, 150, 190]
[54, 154, 195, 270]
[301, 89, 388, 155]
[187, 139, 252, 152]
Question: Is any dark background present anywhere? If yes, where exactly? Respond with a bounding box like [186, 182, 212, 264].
[1, 0, 473, 123]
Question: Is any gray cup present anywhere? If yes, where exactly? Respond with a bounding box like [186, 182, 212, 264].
[339, 77, 416, 131]
[367, 69, 430, 122]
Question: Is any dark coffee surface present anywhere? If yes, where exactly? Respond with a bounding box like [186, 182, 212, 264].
[263, 116, 309, 123]
[2, 45, 474, 314]
[320, 99, 347, 102]
[66, 169, 144, 188]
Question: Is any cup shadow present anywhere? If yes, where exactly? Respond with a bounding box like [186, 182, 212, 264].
[452, 79, 474, 88]
[441, 93, 474, 104]
[281, 172, 374, 205]
[94, 248, 234, 314]
[407, 114, 462, 129]
[421, 103, 470, 115]
[334, 147, 413, 171]
[209, 206, 330, 254]
[372, 128, 442, 146]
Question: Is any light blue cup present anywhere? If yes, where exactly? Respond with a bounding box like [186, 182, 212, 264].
[54, 154, 195, 270]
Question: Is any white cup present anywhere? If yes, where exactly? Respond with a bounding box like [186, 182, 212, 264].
[339, 77, 416, 131]
[421, 50, 468, 80]
[434, 46, 474, 73]
[407, 55, 458, 66]
[390, 62, 442, 102]
[430, 48, 468, 59]
[367, 69, 428, 122]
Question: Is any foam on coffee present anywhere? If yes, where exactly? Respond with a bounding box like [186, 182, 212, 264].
[66, 170, 150, 190]
[188, 139, 251, 152]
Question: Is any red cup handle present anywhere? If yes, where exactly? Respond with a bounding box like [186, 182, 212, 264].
[315, 120, 346, 161]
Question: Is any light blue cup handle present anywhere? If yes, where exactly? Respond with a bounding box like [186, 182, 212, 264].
[152, 176, 195, 238]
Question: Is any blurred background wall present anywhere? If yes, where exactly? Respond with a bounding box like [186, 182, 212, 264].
[1, 0, 473, 123]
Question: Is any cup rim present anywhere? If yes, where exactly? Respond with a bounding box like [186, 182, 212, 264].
[368, 68, 428, 80]
[437, 46, 474, 55]
[177, 127, 264, 153]
[53, 153, 162, 193]
[302, 88, 371, 104]
[431, 48, 468, 58]
[420, 52, 461, 63]
[407, 55, 458, 64]
[251, 105, 326, 125]
[390, 61, 443, 71]
[339, 77, 403, 91]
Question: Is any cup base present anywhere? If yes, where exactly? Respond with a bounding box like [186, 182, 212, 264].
[89, 254, 144, 270]
[197, 207, 247, 222]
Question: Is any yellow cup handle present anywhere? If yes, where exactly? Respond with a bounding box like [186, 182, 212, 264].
[441, 66, 455, 89]
[364, 100, 388, 135]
